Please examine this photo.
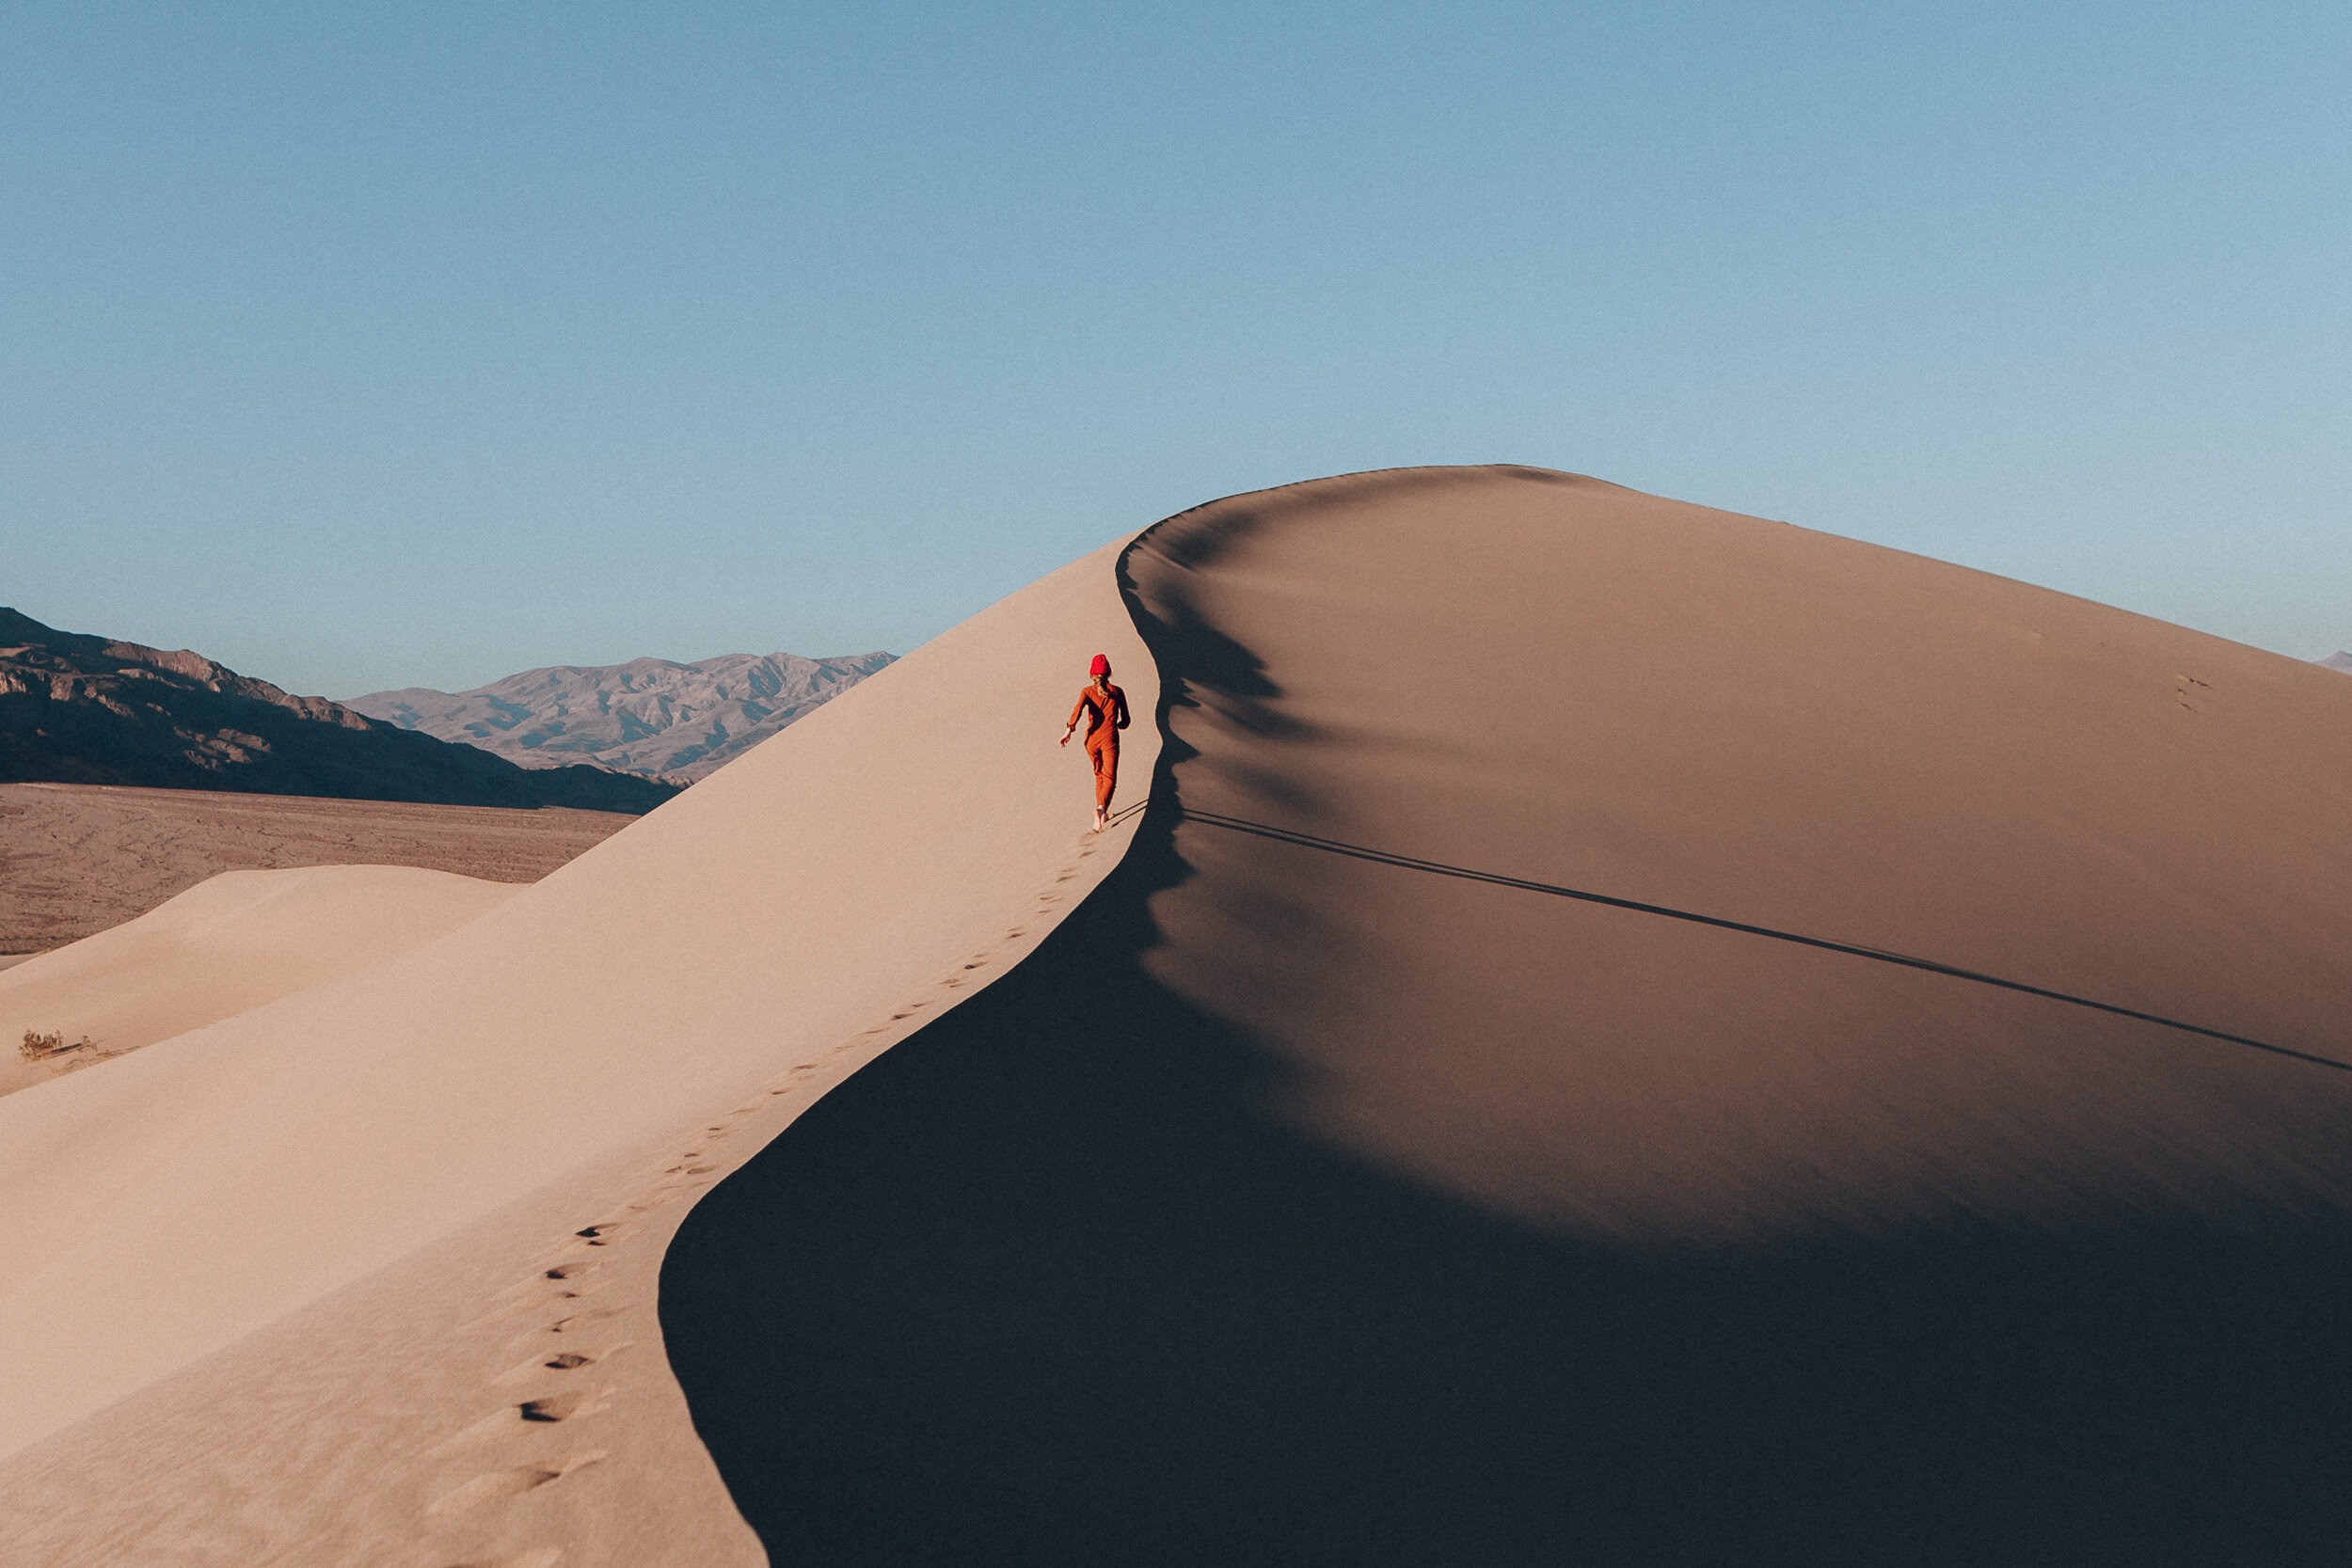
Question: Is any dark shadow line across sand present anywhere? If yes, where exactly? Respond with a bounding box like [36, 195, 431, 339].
[1178, 807, 2352, 1074]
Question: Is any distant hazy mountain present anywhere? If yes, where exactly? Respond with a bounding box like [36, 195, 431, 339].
[0, 609, 676, 814]
[346, 650, 896, 782]
[2320, 652, 2352, 674]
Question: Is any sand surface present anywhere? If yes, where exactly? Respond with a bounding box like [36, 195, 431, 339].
[0, 864, 521, 1100]
[0, 782, 633, 956]
[8, 468, 2351, 1565]
[0, 536, 1153, 1567]
[661, 467, 2352, 1564]
[1121, 467, 2352, 1237]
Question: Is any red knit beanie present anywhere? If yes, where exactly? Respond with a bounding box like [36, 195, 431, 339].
[1089, 655, 1110, 677]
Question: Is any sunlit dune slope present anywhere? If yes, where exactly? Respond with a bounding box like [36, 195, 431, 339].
[0, 864, 520, 1100]
[0, 531, 1155, 1490]
[1128, 465, 2352, 1238]
[662, 466, 2352, 1567]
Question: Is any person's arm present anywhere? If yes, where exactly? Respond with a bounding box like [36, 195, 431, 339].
[1060, 689, 1087, 746]
[1114, 687, 1131, 730]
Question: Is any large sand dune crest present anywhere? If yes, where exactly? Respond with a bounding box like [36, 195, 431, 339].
[0, 538, 1156, 1565]
[663, 467, 2352, 1565]
[1117, 467, 2352, 1239]
[7, 468, 2348, 1564]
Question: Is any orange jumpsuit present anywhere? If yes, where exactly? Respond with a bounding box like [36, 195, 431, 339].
[1068, 681, 1129, 812]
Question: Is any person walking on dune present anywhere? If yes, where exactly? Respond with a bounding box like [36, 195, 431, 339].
[1060, 653, 1130, 832]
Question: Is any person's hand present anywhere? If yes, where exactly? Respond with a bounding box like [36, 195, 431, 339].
[1058, 730, 1071, 747]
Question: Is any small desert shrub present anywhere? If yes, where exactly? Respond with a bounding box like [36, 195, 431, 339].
[20, 1029, 97, 1066]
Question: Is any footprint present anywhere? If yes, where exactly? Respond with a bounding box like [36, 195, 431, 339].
[495, 1343, 631, 1386]
[549, 1307, 628, 1334]
[519, 1388, 609, 1422]
[429, 1389, 612, 1456]
[427, 1451, 606, 1514]
[574, 1223, 632, 1245]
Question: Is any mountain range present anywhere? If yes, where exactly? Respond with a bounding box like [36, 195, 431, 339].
[0, 609, 675, 814]
[2321, 652, 2352, 673]
[345, 650, 896, 781]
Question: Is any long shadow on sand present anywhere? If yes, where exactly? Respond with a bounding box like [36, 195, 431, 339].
[661, 801, 2352, 1567]
[663, 496, 2352, 1565]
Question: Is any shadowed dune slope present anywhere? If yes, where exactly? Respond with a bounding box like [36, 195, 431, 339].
[0, 864, 521, 1099]
[664, 466, 2352, 1566]
[0, 533, 1153, 1487]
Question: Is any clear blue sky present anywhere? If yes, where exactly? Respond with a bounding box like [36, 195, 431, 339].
[5, 2, 2346, 696]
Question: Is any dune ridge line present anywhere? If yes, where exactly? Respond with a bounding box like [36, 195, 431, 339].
[0, 533, 1160, 1567]
[658, 463, 2352, 1565]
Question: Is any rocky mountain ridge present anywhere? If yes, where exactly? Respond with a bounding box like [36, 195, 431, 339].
[347, 649, 896, 782]
[0, 609, 675, 813]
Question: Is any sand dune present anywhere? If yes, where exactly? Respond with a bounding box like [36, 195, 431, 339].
[1112, 467, 2352, 1239]
[0, 536, 1153, 1566]
[0, 863, 521, 1099]
[0, 781, 634, 956]
[663, 467, 2352, 1564]
[6, 469, 2349, 1566]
